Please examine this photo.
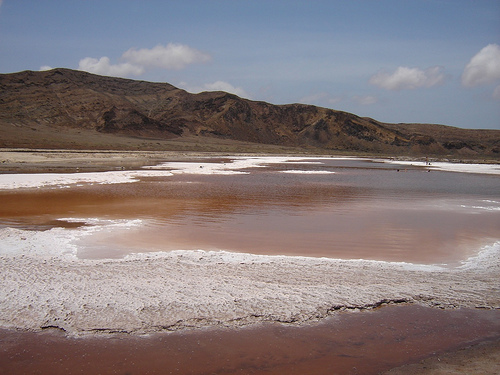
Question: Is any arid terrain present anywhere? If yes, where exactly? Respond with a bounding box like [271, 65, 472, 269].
[1, 68, 499, 159]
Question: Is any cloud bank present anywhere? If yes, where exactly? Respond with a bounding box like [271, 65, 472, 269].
[78, 43, 211, 77]
[369, 66, 445, 90]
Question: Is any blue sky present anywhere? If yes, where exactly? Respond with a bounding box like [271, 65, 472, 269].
[1, 1, 499, 129]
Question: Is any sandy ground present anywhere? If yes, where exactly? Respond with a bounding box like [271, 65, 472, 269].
[1, 149, 500, 373]
[0, 149, 198, 173]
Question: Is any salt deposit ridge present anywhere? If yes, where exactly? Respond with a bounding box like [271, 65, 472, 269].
[1, 156, 499, 336]
[1, 219, 499, 336]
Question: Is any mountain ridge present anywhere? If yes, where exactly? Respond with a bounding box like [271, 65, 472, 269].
[1, 68, 498, 157]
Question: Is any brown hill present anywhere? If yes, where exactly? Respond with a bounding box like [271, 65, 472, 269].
[1, 68, 499, 157]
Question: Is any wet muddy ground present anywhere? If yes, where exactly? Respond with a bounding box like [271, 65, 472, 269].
[1, 305, 499, 375]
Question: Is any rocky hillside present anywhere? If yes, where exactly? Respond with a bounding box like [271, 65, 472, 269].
[1, 68, 499, 157]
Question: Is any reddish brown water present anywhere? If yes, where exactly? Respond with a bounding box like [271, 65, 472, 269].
[1, 305, 499, 375]
[1, 159, 499, 264]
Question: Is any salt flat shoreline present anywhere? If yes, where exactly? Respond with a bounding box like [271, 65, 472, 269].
[0, 149, 499, 336]
[1, 149, 499, 374]
[1, 222, 499, 336]
[1, 149, 499, 175]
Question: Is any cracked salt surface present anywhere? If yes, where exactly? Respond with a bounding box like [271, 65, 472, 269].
[0, 218, 498, 336]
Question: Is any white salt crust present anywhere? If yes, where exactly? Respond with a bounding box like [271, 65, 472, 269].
[0, 170, 173, 190]
[382, 159, 500, 175]
[0, 156, 332, 189]
[142, 156, 336, 174]
[0, 220, 498, 336]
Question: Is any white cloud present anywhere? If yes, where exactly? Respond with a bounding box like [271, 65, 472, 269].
[39, 65, 53, 71]
[369, 66, 445, 90]
[78, 56, 144, 77]
[461, 44, 500, 87]
[179, 81, 249, 98]
[77, 43, 211, 78]
[122, 43, 211, 70]
[352, 95, 378, 105]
